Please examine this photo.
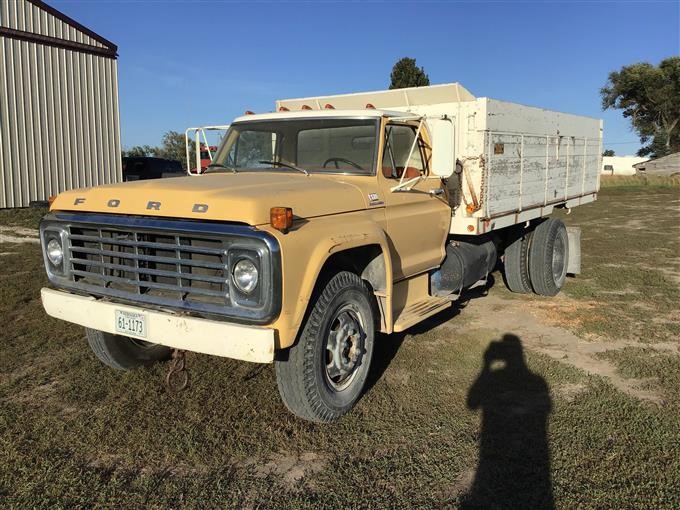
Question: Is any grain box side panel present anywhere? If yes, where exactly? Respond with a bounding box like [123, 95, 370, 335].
[481, 100, 601, 217]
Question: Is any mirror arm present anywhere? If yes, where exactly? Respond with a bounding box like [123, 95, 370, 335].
[390, 175, 421, 192]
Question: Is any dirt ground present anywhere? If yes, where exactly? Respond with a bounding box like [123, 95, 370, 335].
[1, 184, 679, 509]
[457, 292, 675, 404]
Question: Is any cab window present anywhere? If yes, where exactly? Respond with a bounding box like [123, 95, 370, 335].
[382, 124, 426, 179]
[228, 131, 279, 168]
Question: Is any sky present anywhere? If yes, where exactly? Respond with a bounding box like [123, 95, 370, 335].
[52, 0, 680, 155]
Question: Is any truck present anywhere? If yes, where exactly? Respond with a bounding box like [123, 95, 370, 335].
[190, 143, 219, 174]
[39, 83, 602, 423]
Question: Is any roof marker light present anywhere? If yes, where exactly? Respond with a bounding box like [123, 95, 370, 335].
[301, 105, 312, 110]
[365, 103, 375, 109]
[324, 104, 335, 109]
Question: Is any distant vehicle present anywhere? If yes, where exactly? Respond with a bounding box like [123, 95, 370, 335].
[122, 157, 184, 181]
[200, 145, 218, 169]
[188, 144, 219, 174]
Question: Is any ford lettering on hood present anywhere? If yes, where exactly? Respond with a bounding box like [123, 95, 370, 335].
[51, 172, 371, 225]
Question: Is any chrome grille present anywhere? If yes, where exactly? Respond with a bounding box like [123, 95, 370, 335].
[67, 226, 230, 308]
[41, 213, 281, 323]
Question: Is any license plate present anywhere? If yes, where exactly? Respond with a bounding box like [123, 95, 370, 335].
[115, 309, 147, 338]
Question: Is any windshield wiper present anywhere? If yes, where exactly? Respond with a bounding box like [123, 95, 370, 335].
[206, 163, 237, 174]
[258, 160, 309, 176]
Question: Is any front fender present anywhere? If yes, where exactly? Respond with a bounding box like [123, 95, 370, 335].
[261, 211, 394, 349]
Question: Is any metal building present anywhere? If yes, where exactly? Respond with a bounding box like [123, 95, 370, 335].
[0, 0, 121, 208]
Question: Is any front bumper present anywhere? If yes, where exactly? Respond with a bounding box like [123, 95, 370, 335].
[41, 288, 275, 363]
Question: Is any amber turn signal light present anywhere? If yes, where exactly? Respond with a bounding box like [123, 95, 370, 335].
[270, 207, 293, 233]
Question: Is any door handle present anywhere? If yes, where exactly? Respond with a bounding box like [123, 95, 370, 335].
[429, 188, 444, 196]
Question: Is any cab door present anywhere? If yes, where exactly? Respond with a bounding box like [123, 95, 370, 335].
[378, 121, 451, 280]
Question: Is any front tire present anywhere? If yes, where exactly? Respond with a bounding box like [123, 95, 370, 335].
[275, 271, 375, 423]
[85, 328, 172, 370]
[528, 218, 569, 296]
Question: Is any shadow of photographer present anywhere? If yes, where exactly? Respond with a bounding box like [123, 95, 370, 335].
[461, 334, 554, 510]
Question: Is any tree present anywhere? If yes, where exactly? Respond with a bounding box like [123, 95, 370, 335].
[389, 57, 430, 89]
[602, 149, 615, 157]
[601, 57, 680, 158]
[122, 145, 156, 158]
[156, 131, 190, 166]
[122, 131, 195, 170]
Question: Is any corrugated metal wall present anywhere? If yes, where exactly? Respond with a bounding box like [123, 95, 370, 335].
[0, 0, 121, 208]
[1, 0, 107, 48]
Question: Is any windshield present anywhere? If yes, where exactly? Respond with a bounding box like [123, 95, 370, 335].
[210, 118, 380, 175]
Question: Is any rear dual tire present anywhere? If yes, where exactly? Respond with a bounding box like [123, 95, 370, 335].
[503, 218, 568, 297]
[528, 218, 569, 297]
[503, 228, 534, 294]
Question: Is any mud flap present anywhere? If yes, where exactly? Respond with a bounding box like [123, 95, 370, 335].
[566, 227, 581, 275]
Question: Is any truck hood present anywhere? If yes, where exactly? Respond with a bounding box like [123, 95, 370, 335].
[50, 172, 370, 225]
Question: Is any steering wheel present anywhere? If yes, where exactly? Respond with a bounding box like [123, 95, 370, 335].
[322, 157, 364, 171]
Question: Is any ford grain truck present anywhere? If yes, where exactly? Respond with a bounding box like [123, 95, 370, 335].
[39, 83, 601, 422]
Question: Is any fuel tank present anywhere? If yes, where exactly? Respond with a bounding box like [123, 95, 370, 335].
[431, 237, 498, 296]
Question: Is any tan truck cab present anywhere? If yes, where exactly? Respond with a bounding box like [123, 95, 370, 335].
[40, 84, 601, 422]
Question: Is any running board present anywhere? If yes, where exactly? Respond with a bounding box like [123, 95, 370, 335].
[393, 296, 452, 333]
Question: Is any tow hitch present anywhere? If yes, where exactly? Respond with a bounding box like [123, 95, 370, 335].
[165, 349, 188, 393]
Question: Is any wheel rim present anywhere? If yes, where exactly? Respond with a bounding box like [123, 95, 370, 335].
[552, 234, 567, 285]
[324, 304, 366, 391]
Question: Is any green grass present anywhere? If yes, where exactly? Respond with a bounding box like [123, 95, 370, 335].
[552, 187, 680, 343]
[0, 206, 47, 229]
[1, 189, 679, 508]
[600, 175, 680, 189]
[597, 347, 680, 408]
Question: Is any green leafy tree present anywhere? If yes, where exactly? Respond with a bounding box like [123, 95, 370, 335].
[122, 145, 156, 157]
[122, 131, 196, 170]
[601, 57, 680, 158]
[602, 149, 615, 157]
[389, 57, 430, 89]
[156, 131, 190, 167]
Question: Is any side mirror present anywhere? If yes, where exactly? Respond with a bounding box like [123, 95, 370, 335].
[429, 117, 455, 178]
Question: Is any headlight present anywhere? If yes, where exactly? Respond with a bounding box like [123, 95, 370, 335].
[232, 258, 259, 294]
[46, 238, 64, 266]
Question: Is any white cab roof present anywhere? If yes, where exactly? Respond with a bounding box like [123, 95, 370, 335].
[276, 82, 476, 112]
[232, 108, 406, 123]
